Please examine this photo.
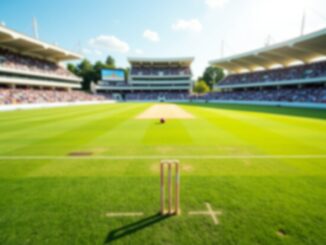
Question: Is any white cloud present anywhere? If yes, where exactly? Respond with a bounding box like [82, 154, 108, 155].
[205, 0, 229, 8]
[82, 48, 102, 57]
[143, 30, 160, 42]
[172, 19, 203, 32]
[94, 49, 103, 56]
[135, 49, 144, 55]
[89, 35, 130, 53]
[82, 48, 91, 54]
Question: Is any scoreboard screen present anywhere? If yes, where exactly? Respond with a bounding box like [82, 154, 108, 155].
[101, 69, 125, 82]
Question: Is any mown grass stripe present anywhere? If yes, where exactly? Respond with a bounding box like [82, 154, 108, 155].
[0, 154, 325, 160]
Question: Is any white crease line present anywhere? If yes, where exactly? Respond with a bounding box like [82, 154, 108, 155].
[205, 203, 221, 225]
[0, 155, 325, 160]
[189, 202, 222, 225]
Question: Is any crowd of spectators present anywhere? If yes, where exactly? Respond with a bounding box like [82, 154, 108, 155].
[2, 86, 319, 104]
[113, 86, 326, 104]
[0, 47, 76, 78]
[98, 81, 129, 87]
[131, 67, 191, 76]
[0, 88, 107, 105]
[192, 86, 326, 103]
[125, 92, 189, 101]
[220, 60, 326, 86]
[122, 86, 326, 104]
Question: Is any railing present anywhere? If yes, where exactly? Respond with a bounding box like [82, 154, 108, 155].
[217, 76, 326, 89]
[0, 75, 81, 88]
[0, 66, 81, 82]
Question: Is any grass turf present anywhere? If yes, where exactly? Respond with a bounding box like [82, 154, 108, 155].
[0, 103, 325, 245]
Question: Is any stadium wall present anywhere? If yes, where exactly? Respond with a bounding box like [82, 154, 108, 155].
[123, 99, 189, 103]
[2, 100, 325, 111]
[192, 100, 326, 109]
[116, 99, 326, 110]
[0, 100, 116, 112]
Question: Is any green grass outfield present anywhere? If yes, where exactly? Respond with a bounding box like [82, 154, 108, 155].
[0, 103, 326, 245]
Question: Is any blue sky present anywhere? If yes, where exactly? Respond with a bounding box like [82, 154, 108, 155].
[1, 0, 326, 77]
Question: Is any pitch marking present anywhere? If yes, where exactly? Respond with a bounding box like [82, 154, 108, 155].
[189, 203, 222, 225]
[136, 104, 195, 119]
[106, 212, 144, 217]
[0, 154, 326, 160]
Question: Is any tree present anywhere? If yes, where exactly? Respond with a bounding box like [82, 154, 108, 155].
[67, 63, 78, 75]
[106, 56, 115, 68]
[124, 67, 130, 81]
[66, 55, 118, 91]
[202, 66, 225, 90]
[93, 61, 106, 82]
[77, 59, 96, 90]
[193, 80, 210, 94]
[67, 59, 106, 90]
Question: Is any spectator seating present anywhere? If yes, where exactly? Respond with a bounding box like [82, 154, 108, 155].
[125, 92, 189, 101]
[192, 86, 326, 103]
[0, 88, 107, 105]
[131, 67, 191, 76]
[219, 61, 326, 86]
[0, 47, 76, 78]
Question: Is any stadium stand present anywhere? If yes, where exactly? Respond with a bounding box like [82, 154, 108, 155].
[0, 47, 75, 78]
[0, 25, 105, 106]
[219, 60, 326, 86]
[209, 28, 326, 106]
[97, 57, 194, 101]
[0, 88, 106, 105]
[125, 92, 189, 101]
[131, 67, 191, 76]
[193, 87, 326, 103]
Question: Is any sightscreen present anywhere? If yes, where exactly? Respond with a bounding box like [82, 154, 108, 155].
[101, 69, 125, 82]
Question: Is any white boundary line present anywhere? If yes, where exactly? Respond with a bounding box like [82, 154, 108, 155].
[0, 100, 116, 112]
[0, 154, 326, 160]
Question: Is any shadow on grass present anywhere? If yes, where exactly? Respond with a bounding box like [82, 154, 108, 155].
[105, 213, 171, 244]
[180, 102, 326, 120]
